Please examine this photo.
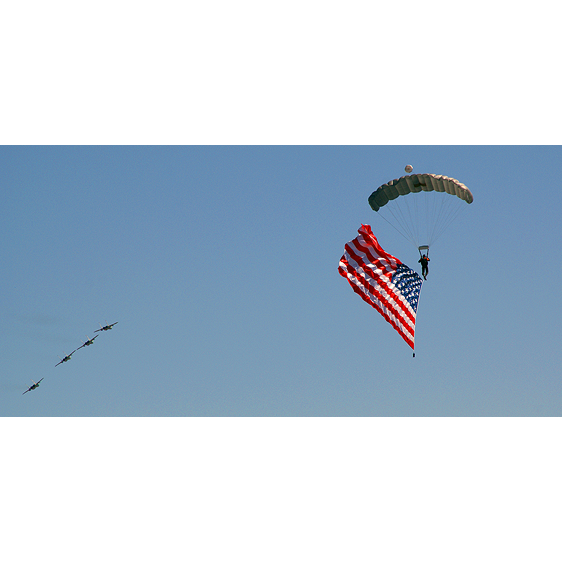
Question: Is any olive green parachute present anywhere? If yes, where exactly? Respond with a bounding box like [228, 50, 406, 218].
[368, 173, 473, 249]
[369, 173, 473, 211]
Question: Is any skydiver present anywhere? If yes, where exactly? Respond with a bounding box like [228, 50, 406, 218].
[418, 254, 430, 280]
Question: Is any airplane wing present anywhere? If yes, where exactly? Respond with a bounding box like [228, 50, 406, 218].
[22, 388, 30, 395]
[37, 378, 44, 384]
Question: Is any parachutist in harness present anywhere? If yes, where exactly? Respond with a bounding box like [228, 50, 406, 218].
[418, 251, 430, 280]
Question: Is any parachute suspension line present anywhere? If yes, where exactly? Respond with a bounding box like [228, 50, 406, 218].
[429, 194, 465, 246]
[423, 191, 433, 246]
[380, 197, 418, 248]
[431, 202, 467, 246]
[412, 192, 420, 245]
[431, 194, 451, 240]
[391, 198, 418, 248]
[420, 192, 468, 247]
[428, 190, 448, 246]
[399, 194, 420, 247]
[405, 193, 421, 248]
[377, 207, 417, 247]
[398, 195, 412, 242]
[426, 190, 443, 246]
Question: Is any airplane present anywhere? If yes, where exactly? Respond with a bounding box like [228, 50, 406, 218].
[55, 349, 76, 366]
[23, 378, 44, 395]
[76, 335, 98, 350]
[94, 322, 118, 333]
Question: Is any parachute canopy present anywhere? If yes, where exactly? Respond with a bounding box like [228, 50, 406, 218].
[369, 173, 473, 212]
[368, 173, 473, 249]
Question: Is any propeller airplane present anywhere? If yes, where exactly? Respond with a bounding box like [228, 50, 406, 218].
[55, 350, 76, 367]
[23, 378, 44, 395]
[77, 335, 99, 350]
[94, 322, 118, 333]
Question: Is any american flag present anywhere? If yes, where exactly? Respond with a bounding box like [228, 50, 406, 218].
[338, 224, 423, 350]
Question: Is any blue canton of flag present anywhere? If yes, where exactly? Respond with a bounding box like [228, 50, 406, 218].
[391, 264, 423, 314]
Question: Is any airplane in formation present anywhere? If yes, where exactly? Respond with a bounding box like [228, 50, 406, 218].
[23, 378, 44, 395]
[55, 350, 76, 367]
[77, 334, 98, 349]
[95, 322, 118, 333]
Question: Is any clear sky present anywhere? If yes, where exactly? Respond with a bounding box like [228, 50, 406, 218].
[2, 145, 560, 417]
[3, 2, 561, 561]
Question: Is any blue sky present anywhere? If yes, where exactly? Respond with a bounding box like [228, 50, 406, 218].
[3, 147, 561, 560]
[3, 2, 562, 560]
[2, 145, 560, 417]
